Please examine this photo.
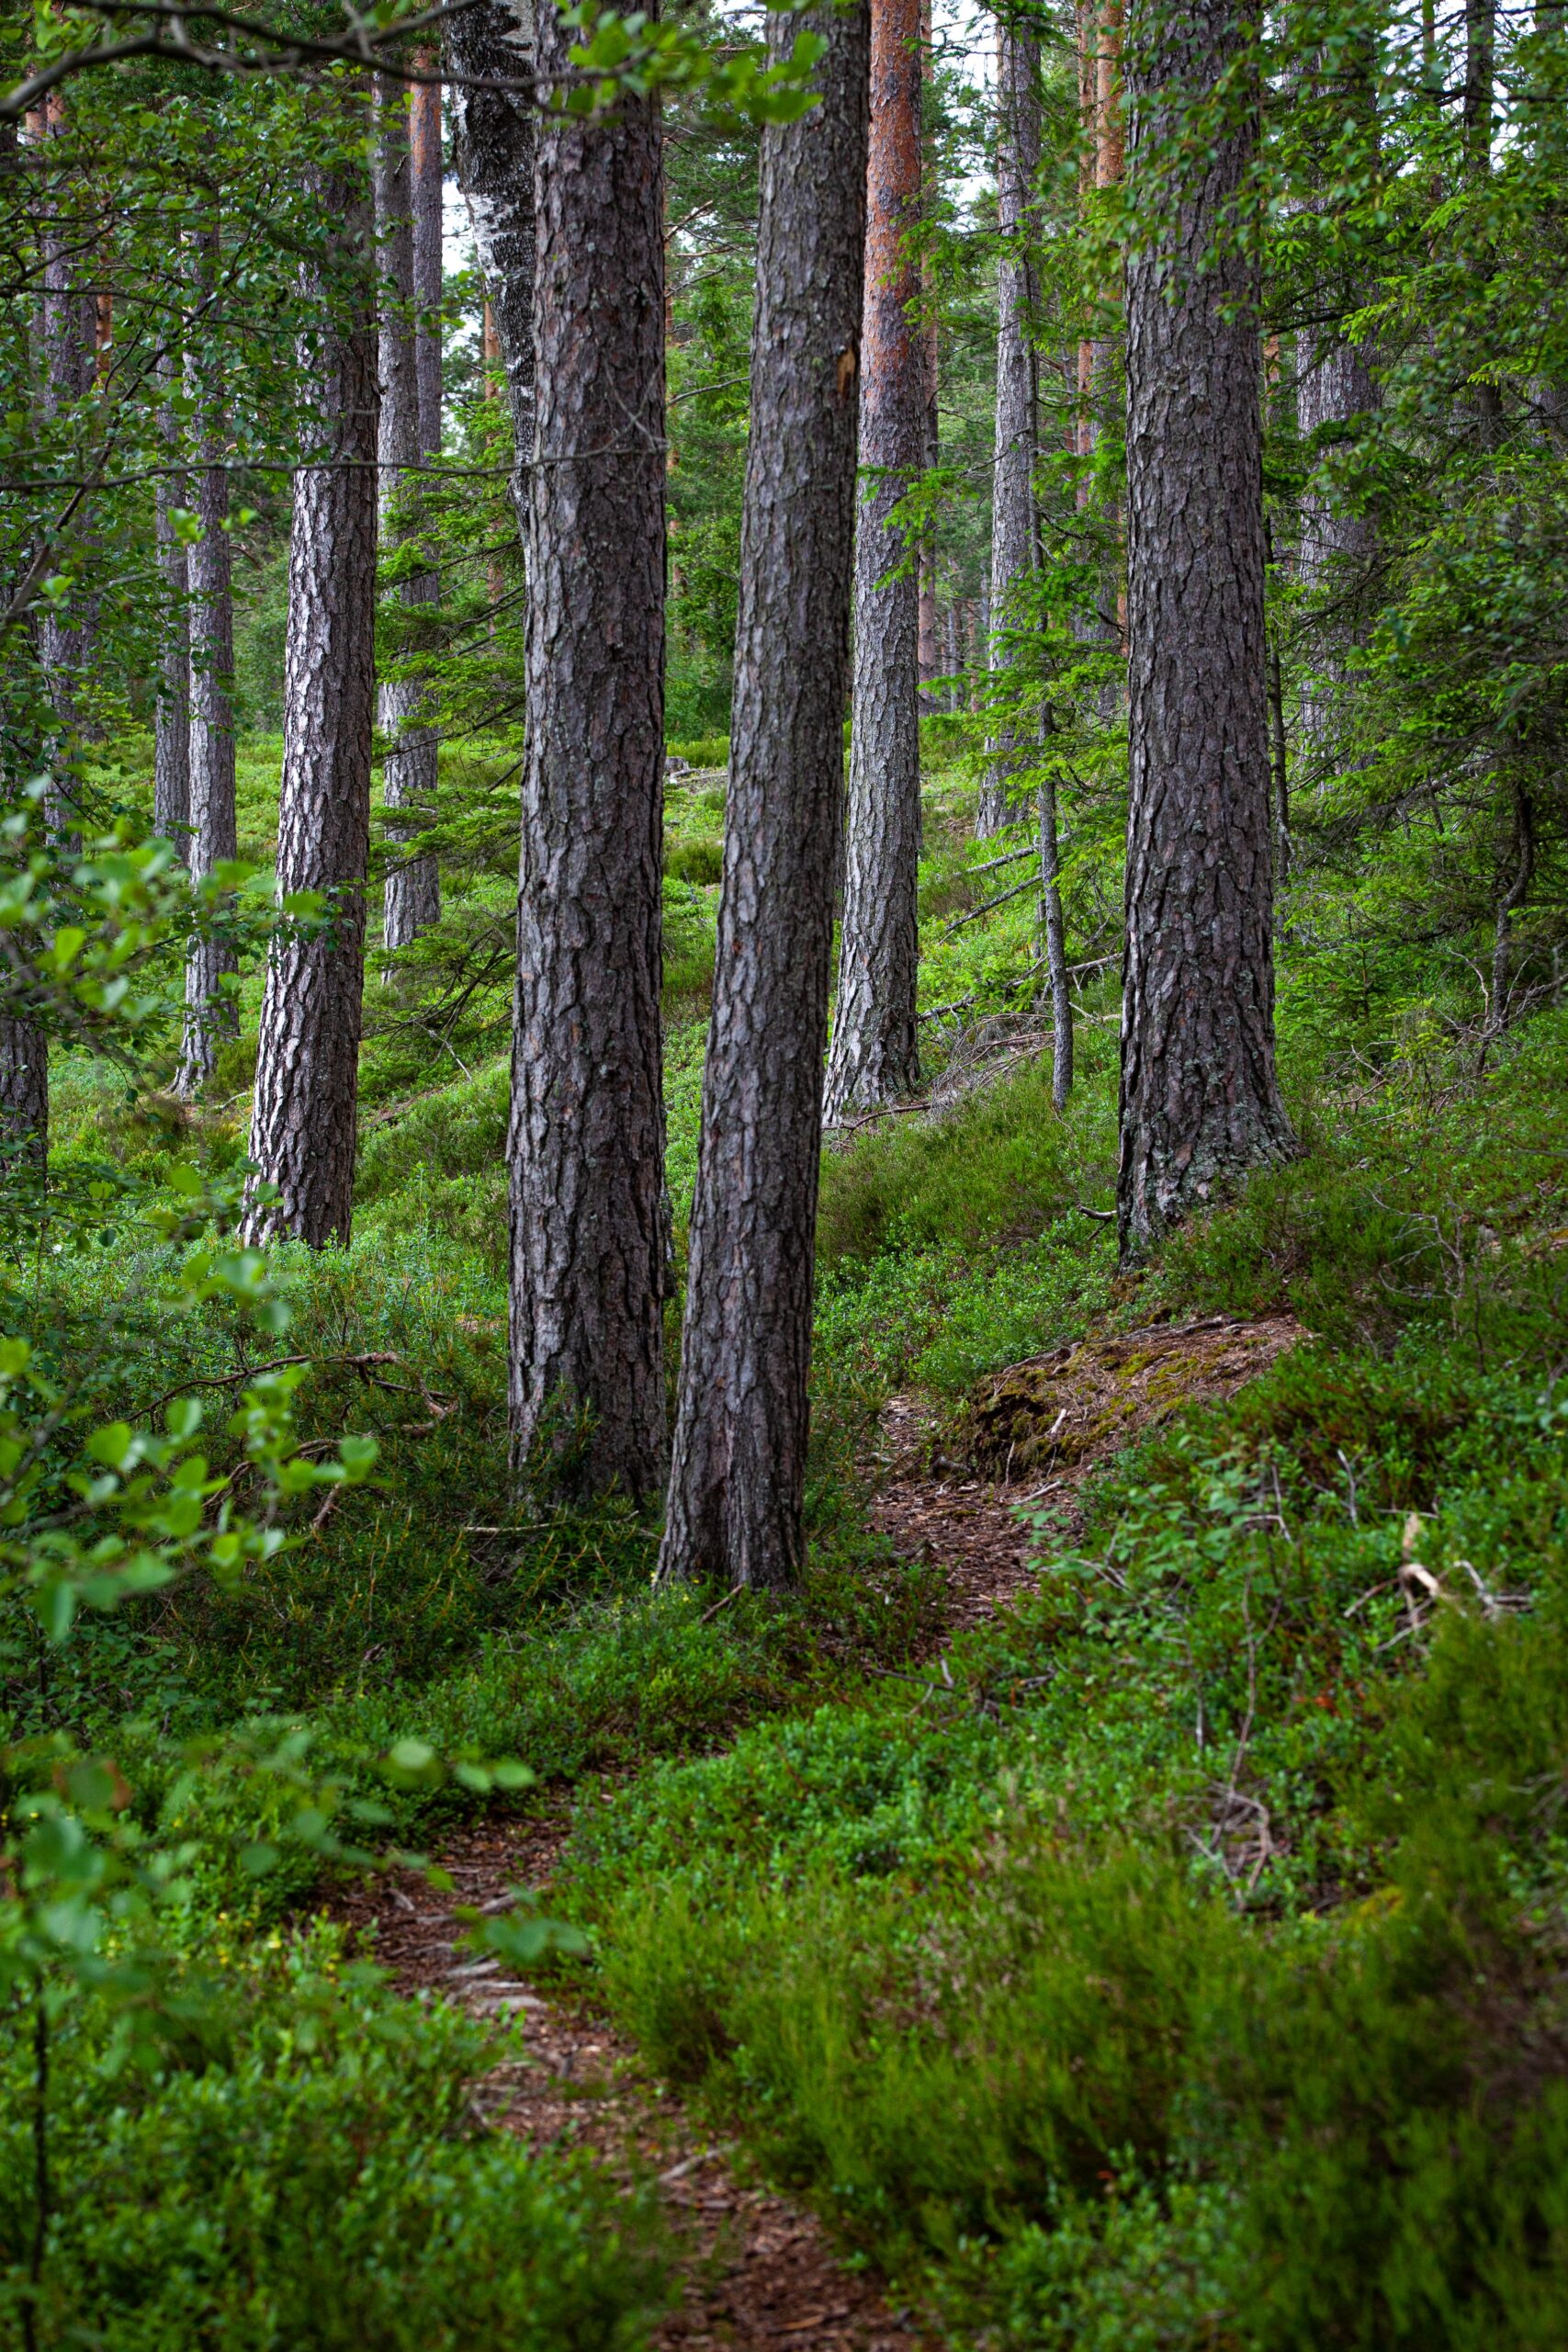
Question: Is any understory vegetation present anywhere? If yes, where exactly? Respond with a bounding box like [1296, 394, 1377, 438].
[5, 719, 1567, 2345]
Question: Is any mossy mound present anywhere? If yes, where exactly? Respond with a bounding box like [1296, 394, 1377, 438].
[956, 1313, 1305, 1482]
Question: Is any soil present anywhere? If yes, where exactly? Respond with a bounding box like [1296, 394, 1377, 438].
[335, 1311, 1303, 2346]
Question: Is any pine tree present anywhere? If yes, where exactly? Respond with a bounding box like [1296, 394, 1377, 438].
[177, 218, 239, 1095]
[245, 137, 379, 1249]
[822, 0, 924, 1125]
[659, 0, 871, 1591]
[1118, 0, 1295, 1259]
[375, 76, 439, 953]
[507, 0, 668, 1503]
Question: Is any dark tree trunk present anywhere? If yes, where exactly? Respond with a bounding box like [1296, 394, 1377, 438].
[823, 0, 923, 1124]
[411, 66, 444, 457]
[245, 154, 379, 1250]
[177, 221, 239, 1096]
[446, 0, 536, 535]
[375, 78, 440, 952]
[507, 5, 667, 1505]
[980, 17, 1041, 838]
[0, 1019, 48, 1174]
[153, 348, 190, 854]
[658, 0, 870, 1593]
[1037, 741, 1072, 1112]
[1118, 0, 1295, 1261]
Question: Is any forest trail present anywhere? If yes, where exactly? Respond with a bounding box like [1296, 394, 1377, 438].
[343, 1811, 931, 2351]
[343, 1314, 1302, 2346]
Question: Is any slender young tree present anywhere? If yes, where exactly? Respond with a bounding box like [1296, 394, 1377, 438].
[507, 0, 667, 1503]
[823, 0, 924, 1125]
[446, 0, 536, 533]
[375, 76, 440, 950]
[177, 218, 239, 1096]
[1118, 0, 1295, 1260]
[245, 141, 379, 1250]
[33, 87, 96, 832]
[411, 65, 444, 457]
[658, 0, 871, 1594]
[979, 11, 1041, 838]
[153, 346, 190, 854]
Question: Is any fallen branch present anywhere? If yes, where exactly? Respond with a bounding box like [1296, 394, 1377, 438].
[940, 871, 1042, 937]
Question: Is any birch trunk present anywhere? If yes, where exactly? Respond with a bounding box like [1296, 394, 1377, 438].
[506, 3, 667, 1505]
[823, 0, 923, 1123]
[658, 0, 870, 1592]
[245, 152, 379, 1250]
[1119, 0, 1295, 1260]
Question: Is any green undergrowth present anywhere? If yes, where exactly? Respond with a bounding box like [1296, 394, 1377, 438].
[559, 1007, 1568, 2349]
[0, 1918, 667, 2350]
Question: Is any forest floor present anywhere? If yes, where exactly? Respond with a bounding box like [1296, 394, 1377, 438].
[341, 1308, 1303, 2346]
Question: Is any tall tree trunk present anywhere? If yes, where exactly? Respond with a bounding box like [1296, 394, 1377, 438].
[1118, 0, 1295, 1261]
[916, 0, 939, 693]
[446, 0, 536, 537]
[34, 87, 96, 834]
[979, 14, 1041, 838]
[658, 0, 870, 1593]
[411, 63, 444, 457]
[177, 220, 239, 1097]
[245, 150, 379, 1249]
[507, 3, 667, 1505]
[376, 77, 440, 953]
[153, 347, 190, 854]
[823, 0, 923, 1123]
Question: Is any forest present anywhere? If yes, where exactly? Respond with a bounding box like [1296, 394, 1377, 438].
[1, 0, 1567, 2341]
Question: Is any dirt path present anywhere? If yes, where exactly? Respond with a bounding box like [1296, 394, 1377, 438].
[341, 1810, 930, 2351]
[342, 1317, 1302, 2345]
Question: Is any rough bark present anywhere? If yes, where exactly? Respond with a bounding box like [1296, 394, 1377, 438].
[446, 0, 536, 536]
[178, 220, 239, 1096]
[823, 0, 924, 1123]
[1118, 0, 1295, 1261]
[411, 65, 444, 457]
[0, 1018, 48, 1175]
[658, 0, 870, 1593]
[980, 16, 1042, 837]
[376, 77, 440, 951]
[1296, 334, 1380, 584]
[245, 157, 379, 1250]
[153, 348, 190, 854]
[507, 6, 667, 1505]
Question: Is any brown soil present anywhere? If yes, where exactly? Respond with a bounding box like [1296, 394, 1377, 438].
[339, 1807, 928, 2352]
[868, 1315, 1304, 1638]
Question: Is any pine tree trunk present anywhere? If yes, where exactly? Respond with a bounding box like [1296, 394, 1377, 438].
[507, 5, 667, 1505]
[411, 65, 444, 457]
[658, 0, 870, 1593]
[1119, 0, 1295, 1261]
[245, 153, 379, 1250]
[823, 0, 923, 1124]
[34, 88, 96, 830]
[177, 220, 239, 1096]
[376, 78, 440, 954]
[446, 0, 536, 537]
[980, 18, 1041, 838]
[153, 347, 190, 855]
[0, 1018, 48, 1175]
